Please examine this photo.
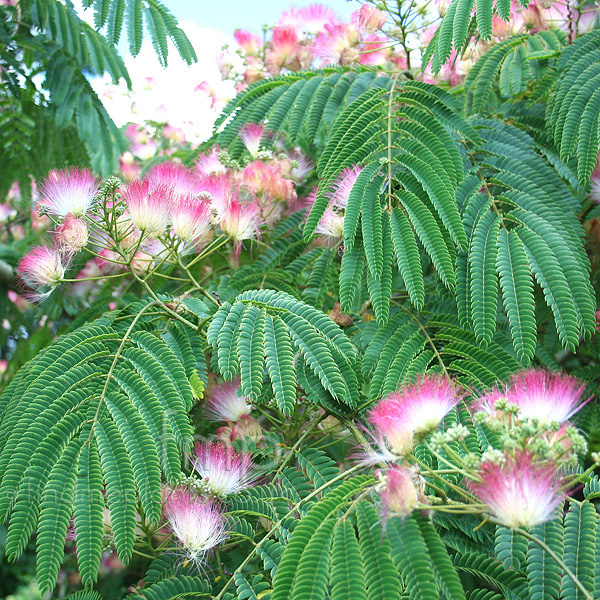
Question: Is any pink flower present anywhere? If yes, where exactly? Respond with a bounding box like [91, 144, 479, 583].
[312, 23, 360, 66]
[163, 487, 226, 563]
[242, 161, 296, 203]
[55, 214, 88, 253]
[217, 415, 263, 446]
[240, 123, 265, 158]
[196, 148, 227, 177]
[352, 5, 387, 33]
[315, 206, 344, 239]
[17, 245, 66, 296]
[123, 179, 171, 234]
[205, 379, 252, 422]
[468, 451, 564, 528]
[265, 25, 302, 73]
[97, 249, 124, 274]
[147, 162, 204, 200]
[234, 29, 263, 54]
[191, 442, 256, 496]
[280, 4, 339, 36]
[199, 174, 234, 220]
[170, 198, 212, 244]
[327, 165, 363, 209]
[507, 369, 589, 424]
[39, 168, 99, 217]
[220, 199, 262, 243]
[368, 375, 461, 455]
[380, 467, 419, 518]
[472, 389, 506, 418]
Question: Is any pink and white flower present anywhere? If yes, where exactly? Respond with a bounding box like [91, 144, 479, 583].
[163, 487, 227, 563]
[170, 198, 212, 244]
[368, 375, 461, 455]
[352, 5, 387, 33]
[39, 168, 99, 217]
[55, 214, 89, 253]
[123, 179, 171, 234]
[205, 379, 252, 422]
[326, 165, 363, 209]
[191, 442, 256, 496]
[220, 199, 262, 243]
[234, 29, 263, 54]
[312, 23, 360, 66]
[17, 245, 66, 296]
[468, 451, 564, 528]
[147, 162, 204, 200]
[507, 369, 589, 424]
[196, 148, 227, 177]
[280, 4, 339, 36]
[240, 123, 265, 158]
[380, 466, 419, 518]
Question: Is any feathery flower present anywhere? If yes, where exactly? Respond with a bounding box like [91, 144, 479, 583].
[368, 375, 461, 455]
[312, 23, 359, 65]
[280, 4, 339, 35]
[163, 487, 226, 563]
[55, 214, 89, 253]
[468, 451, 564, 528]
[123, 179, 171, 234]
[352, 5, 387, 33]
[234, 29, 262, 54]
[17, 245, 66, 296]
[217, 415, 263, 446]
[380, 466, 419, 518]
[198, 174, 234, 220]
[196, 147, 227, 177]
[147, 162, 204, 200]
[191, 442, 256, 496]
[327, 165, 363, 209]
[507, 369, 589, 424]
[315, 206, 344, 239]
[242, 161, 296, 203]
[170, 197, 212, 244]
[39, 168, 99, 217]
[205, 379, 252, 422]
[240, 123, 265, 158]
[220, 199, 262, 242]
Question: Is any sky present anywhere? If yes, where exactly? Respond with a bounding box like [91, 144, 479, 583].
[85, 1, 359, 143]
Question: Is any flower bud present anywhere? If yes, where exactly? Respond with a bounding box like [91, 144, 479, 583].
[381, 467, 419, 518]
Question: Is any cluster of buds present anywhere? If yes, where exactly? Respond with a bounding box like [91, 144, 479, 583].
[366, 369, 594, 530]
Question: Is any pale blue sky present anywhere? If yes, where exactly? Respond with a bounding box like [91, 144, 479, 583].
[165, 0, 358, 33]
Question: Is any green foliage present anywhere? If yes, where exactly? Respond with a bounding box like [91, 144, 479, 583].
[0, 316, 195, 592]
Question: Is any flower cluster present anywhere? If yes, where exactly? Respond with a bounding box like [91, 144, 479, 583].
[368, 369, 593, 529]
[15, 130, 313, 301]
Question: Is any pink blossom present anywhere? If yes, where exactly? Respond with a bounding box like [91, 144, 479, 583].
[315, 206, 344, 239]
[234, 29, 263, 54]
[280, 4, 339, 36]
[266, 25, 301, 73]
[244, 55, 266, 84]
[220, 199, 262, 243]
[17, 245, 66, 296]
[196, 148, 227, 177]
[242, 160, 296, 203]
[380, 466, 419, 518]
[352, 5, 387, 33]
[205, 379, 252, 422]
[55, 214, 88, 253]
[199, 174, 234, 219]
[39, 168, 99, 217]
[170, 198, 212, 244]
[468, 451, 564, 528]
[163, 125, 186, 144]
[163, 487, 226, 563]
[147, 162, 204, 200]
[191, 442, 256, 496]
[507, 369, 589, 424]
[368, 375, 461, 455]
[327, 165, 363, 209]
[97, 249, 124, 274]
[123, 179, 171, 234]
[240, 123, 265, 158]
[217, 414, 263, 446]
[312, 23, 360, 66]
